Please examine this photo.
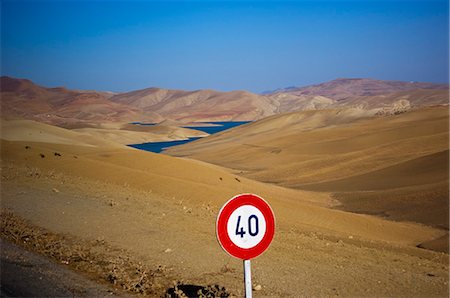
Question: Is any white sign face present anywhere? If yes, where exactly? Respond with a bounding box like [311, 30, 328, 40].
[226, 205, 267, 249]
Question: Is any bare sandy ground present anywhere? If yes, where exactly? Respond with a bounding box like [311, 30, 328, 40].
[0, 116, 448, 297]
[166, 107, 449, 252]
[1, 119, 207, 147]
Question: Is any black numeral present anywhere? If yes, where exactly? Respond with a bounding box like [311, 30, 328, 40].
[235, 216, 246, 238]
[248, 215, 259, 236]
[235, 215, 259, 238]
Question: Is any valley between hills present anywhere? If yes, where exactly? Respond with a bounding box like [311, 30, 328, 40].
[0, 76, 449, 297]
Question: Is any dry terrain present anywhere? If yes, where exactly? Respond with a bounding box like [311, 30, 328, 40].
[109, 88, 278, 122]
[2, 76, 448, 127]
[1, 77, 449, 297]
[1, 117, 449, 297]
[268, 78, 448, 100]
[167, 106, 449, 253]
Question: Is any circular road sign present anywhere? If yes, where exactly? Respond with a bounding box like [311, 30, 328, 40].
[216, 193, 275, 260]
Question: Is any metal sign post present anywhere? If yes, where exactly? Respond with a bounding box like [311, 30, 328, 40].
[244, 259, 252, 298]
[216, 193, 275, 298]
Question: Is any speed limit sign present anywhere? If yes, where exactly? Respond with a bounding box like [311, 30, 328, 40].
[216, 193, 275, 260]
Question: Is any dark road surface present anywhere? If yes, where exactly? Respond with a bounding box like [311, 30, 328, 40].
[0, 238, 127, 297]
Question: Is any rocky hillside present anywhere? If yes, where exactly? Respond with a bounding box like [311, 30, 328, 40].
[268, 78, 448, 99]
[109, 88, 278, 122]
[268, 78, 448, 114]
[1, 76, 448, 126]
[0, 76, 161, 128]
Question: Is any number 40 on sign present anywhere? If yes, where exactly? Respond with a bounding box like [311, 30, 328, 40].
[216, 193, 275, 297]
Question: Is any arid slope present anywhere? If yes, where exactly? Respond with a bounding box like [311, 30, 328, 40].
[268, 78, 449, 114]
[0, 76, 158, 127]
[3, 76, 448, 127]
[269, 78, 448, 100]
[1, 117, 448, 296]
[109, 88, 278, 122]
[166, 107, 449, 233]
[0, 119, 444, 245]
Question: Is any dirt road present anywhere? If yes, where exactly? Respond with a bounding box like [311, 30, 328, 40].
[0, 238, 126, 297]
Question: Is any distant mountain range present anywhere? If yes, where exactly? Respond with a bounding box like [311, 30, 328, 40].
[1, 76, 448, 127]
[265, 78, 448, 99]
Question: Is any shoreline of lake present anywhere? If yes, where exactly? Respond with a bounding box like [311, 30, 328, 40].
[128, 121, 251, 153]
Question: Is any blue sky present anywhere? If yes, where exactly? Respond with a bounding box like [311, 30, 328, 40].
[1, 0, 448, 92]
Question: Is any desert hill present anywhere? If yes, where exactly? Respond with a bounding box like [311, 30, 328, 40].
[269, 78, 449, 114]
[166, 106, 449, 233]
[1, 113, 448, 297]
[0, 119, 122, 148]
[73, 124, 208, 145]
[109, 88, 278, 122]
[330, 88, 449, 117]
[107, 77, 449, 120]
[4, 118, 445, 245]
[1, 76, 279, 125]
[1, 84, 449, 296]
[2, 76, 448, 127]
[0, 76, 163, 128]
[268, 78, 449, 100]
[0, 118, 207, 147]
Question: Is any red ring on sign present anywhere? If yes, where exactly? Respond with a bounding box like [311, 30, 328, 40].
[216, 193, 275, 260]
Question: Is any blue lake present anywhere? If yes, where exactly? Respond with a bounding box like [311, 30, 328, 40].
[128, 121, 251, 153]
[183, 121, 251, 134]
[130, 122, 157, 126]
[128, 137, 202, 153]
